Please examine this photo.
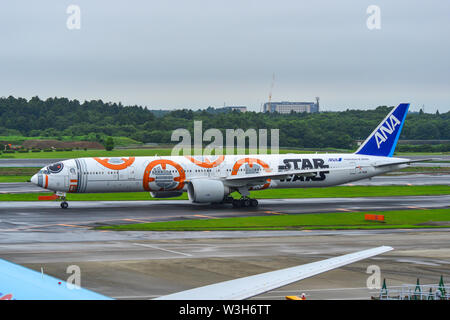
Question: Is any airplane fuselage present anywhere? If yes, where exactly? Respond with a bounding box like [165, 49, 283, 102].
[32, 153, 408, 194]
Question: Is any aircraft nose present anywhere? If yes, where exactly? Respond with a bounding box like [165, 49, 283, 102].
[30, 174, 38, 185]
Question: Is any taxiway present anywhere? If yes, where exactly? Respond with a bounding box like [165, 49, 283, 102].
[0, 195, 448, 236]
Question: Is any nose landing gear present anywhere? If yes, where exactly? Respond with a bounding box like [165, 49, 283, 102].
[37, 191, 69, 209]
[57, 192, 69, 209]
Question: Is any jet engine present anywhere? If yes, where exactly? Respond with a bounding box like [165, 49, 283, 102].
[150, 191, 184, 198]
[187, 179, 229, 203]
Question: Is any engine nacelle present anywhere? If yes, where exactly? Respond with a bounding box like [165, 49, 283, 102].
[150, 191, 184, 198]
[187, 179, 229, 203]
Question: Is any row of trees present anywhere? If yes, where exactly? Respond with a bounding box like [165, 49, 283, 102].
[0, 96, 448, 149]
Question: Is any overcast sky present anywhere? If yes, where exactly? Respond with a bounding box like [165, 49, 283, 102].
[0, 1, 449, 112]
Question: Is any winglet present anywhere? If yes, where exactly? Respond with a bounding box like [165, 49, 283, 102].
[355, 103, 409, 157]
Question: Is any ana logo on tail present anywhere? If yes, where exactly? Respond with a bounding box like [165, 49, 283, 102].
[374, 114, 401, 149]
[355, 103, 409, 157]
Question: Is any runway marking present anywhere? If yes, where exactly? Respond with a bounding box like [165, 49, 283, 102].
[407, 206, 426, 210]
[265, 210, 286, 215]
[132, 243, 192, 257]
[122, 218, 152, 223]
[337, 208, 354, 212]
[5, 223, 64, 231]
[193, 214, 219, 219]
[58, 224, 90, 229]
[1, 218, 153, 232]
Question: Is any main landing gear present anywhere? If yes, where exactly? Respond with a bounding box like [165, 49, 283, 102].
[223, 195, 259, 208]
[223, 187, 260, 208]
[232, 197, 258, 208]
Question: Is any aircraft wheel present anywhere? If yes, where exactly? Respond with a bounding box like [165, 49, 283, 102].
[232, 199, 242, 208]
[242, 198, 251, 207]
[250, 199, 258, 207]
[60, 201, 69, 209]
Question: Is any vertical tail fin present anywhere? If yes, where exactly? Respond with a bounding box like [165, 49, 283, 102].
[355, 103, 409, 157]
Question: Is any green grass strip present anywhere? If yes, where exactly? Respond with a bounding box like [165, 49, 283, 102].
[97, 208, 450, 231]
[0, 176, 30, 183]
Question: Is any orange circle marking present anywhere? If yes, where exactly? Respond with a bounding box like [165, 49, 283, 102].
[143, 159, 186, 191]
[185, 155, 225, 168]
[94, 157, 135, 170]
[232, 158, 272, 189]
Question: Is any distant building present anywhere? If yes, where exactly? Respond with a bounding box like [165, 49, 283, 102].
[263, 98, 320, 114]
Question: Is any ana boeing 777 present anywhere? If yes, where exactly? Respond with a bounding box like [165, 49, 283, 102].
[30, 103, 429, 209]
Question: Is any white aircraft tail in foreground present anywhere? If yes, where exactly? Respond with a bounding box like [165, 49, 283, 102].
[0, 246, 392, 300]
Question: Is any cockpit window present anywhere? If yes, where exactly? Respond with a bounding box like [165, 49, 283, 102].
[48, 162, 64, 173]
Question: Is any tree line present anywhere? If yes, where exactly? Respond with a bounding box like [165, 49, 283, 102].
[0, 96, 448, 150]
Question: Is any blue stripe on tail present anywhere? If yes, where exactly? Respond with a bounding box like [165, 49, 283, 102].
[355, 103, 409, 157]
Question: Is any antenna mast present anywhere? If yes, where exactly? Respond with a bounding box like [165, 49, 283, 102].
[266, 73, 275, 113]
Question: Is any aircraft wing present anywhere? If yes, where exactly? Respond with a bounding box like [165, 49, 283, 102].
[223, 167, 353, 186]
[0, 259, 112, 300]
[155, 246, 393, 300]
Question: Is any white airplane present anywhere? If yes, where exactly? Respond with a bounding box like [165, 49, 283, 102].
[0, 246, 392, 300]
[30, 103, 428, 209]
